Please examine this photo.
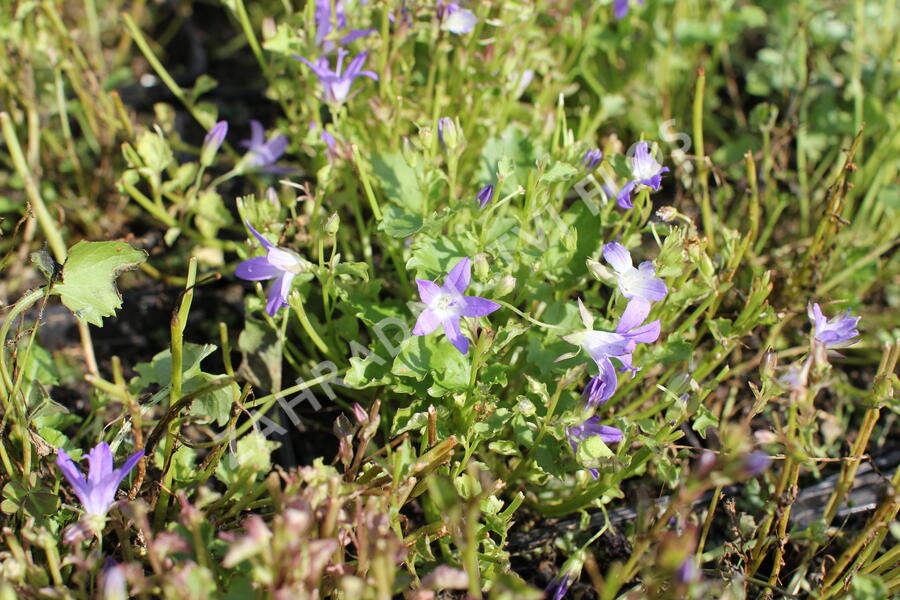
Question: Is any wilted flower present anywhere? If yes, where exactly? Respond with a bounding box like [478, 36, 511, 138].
[56, 442, 143, 518]
[614, 0, 645, 19]
[314, 0, 375, 49]
[603, 241, 667, 304]
[616, 141, 670, 209]
[235, 221, 311, 316]
[582, 148, 603, 170]
[200, 120, 228, 166]
[808, 302, 860, 349]
[238, 120, 292, 174]
[476, 184, 494, 208]
[412, 258, 501, 355]
[566, 416, 623, 479]
[437, 2, 477, 34]
[294, 49, 378, 105]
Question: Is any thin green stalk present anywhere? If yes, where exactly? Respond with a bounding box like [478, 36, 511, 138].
[693, 69, 713, 251]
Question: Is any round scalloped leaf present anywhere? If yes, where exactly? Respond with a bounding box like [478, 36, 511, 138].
[53, 241, 147, 327]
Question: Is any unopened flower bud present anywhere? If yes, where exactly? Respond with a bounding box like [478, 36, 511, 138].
[495, 274, 516, 297]
[473, 253, 489, 281]
[437, 117, 463, 151]
[476, 184, 494, 208]
[200, 121, 228, 167]
[325, 212, 340, 236]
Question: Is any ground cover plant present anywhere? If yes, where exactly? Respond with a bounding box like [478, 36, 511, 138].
[0, 0, 898, 598]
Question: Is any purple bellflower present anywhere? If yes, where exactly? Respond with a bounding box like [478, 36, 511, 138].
[56, 442, 143, 518]
[476, 184, 494, 208]
[314, 0, 375, 50]
[582, 148, 603, 170]
[437, 2, 477, 34]
[239, 120, 292, 174]
[412, 258, 501, 355]
[808, 302, 860, 349]
[603, 241, 667, 303]
[743, 451, 771, 477]
[294, 49, 378, 105]
[581, 360, 617, 408]
[614, 0, 645, 19]
[616, 141, 669, 209]
[101, 559, 128, 600]
[566, 416, 623, 479]
[235, 221, 310, 316]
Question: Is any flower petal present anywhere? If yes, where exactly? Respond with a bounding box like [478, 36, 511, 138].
[616, 297, 651, 334]
[111, 449, 144, 490]
[459, 296, 500, 317]
[581, 331, 631, 363]
[56, 449, 89, 501]
[267, 247, 301, 270]
[625, 319, 660, 344]
[602, 242, 633, 274]
[412, 308, 441, 335]
[443, 258, 471, 295]
[442, 317, 469, 355]
[266, 273, 294, 316]
[616, 181, 637, 209]
[245, 221, 276, 252]
[86, 442, 114, 487]
[235, 257, 281, 281]
[416, 279, 442, 306]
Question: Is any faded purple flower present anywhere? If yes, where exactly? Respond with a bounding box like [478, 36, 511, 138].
[412, 258, 500, 355]
[294, 49, 378, 105]
[616, 141, 670, 209]
[56, 442, 143, 518]
[603, 241, 667, 303]
[235, 221, 310, 316]
[200, 120, 228, 165]
[476, 184, 494, 208]
[544, 570, 572, 600]
[314, 0, 375, 50]
[566, 416, 623, 479]
[239, 120, 292, 174]
[438, 2, 477, 34]
[808, 302, 860, 349]
[614, 0, 645, 20]
[582, 148, 603, 170]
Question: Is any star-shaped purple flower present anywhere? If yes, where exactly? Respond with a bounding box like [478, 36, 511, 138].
[56, 442, 143, 517]
[294, 49, 378, 105]
[614, 0, 645, 20]
[235, 221, 309, 316]
[239, 120, 292, 174]
[808, 302, 860, 349]
[566, 416, 623, 479]
[412, 258, 501, 355]
[603, 241, 668, 304]
[616, 141, 669, 209]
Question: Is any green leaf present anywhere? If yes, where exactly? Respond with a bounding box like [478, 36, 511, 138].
[52, 241, 147, 326]
[370, 152, 425, 214]
[539, 161, 579, 184]
[379, 205, 424, 238]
